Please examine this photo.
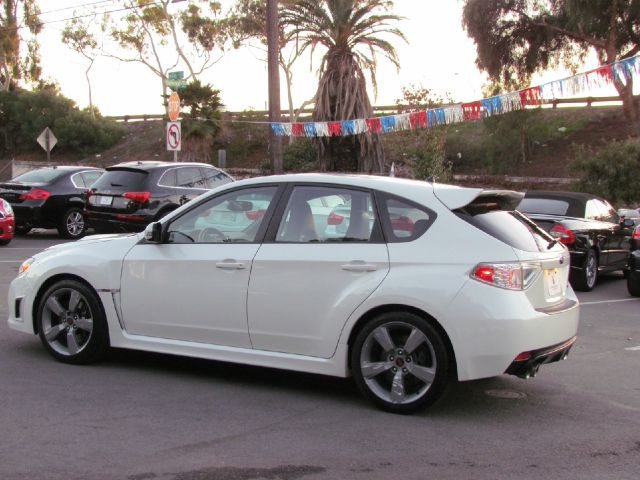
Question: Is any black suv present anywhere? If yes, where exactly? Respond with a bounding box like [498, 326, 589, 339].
[85, 161, 233, 233]
[0, 166, 104, 239]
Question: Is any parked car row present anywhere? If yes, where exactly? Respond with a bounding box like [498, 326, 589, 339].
[0, 162, 233, 241]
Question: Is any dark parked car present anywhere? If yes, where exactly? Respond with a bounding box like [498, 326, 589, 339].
[0, 166, 104, 239]
[85, 161, 233, 233]
[628, 225, 640, 296]
[517, 191, 633, 291]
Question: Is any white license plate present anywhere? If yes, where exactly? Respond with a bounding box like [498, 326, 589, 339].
[545, 268, 562, 297]
[99, 195, 112, 206]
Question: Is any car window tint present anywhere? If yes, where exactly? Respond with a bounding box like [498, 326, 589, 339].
[158, 169, 177, 187]
[176, 167, 206, 189]
[12, 168, 66, 184]
[382, 197, 434, 242]
[276, 186, 374, 243]
[71, 173, 86, 188]
[585, 200, 600, 220]
[167, 187, 277, 244]
[518, 198, 570, 216]
[596, 199, 618, 223]
[202, 168, 231, 188]
[92, 169, 148, 190]
[82, 171, 103, 187]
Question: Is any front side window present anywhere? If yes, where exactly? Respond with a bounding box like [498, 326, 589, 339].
[176, 167, 206, 189]
[166, 186, 277, 244]
[202, 168, 232, 188]
[276, 186, 375, 243]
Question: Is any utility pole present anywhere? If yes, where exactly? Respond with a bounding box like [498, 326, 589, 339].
[266, 0, 283, 174]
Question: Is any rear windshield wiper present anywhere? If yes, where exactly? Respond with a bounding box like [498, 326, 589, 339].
[513, 210, 558, 250]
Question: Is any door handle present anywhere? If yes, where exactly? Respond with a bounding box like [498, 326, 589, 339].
[216, 261, 246, 270]
[341, 261, 377, 272]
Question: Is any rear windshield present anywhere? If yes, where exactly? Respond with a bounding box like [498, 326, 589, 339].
[92, 169, 148, 190]
[12, 168, 67, 184]
[518, 198, 569, 216]
[456, 199, 553, 252]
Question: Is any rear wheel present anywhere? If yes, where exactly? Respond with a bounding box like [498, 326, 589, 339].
[36, 279, 109, 364]
[58, 208, 86, 239]
[351, 311, 450, 414]
[572, 249, 598, 292]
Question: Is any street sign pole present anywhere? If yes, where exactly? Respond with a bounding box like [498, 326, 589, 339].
[45, 131, 50, 162]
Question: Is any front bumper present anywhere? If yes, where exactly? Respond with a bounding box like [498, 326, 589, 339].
[505, 336, 576, 378]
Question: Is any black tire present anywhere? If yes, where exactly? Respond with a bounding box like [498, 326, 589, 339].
[351, 311, 450, 414]
[58, 208, 86, 239]
[0, 238, 11, 246]
[36, 279, 109, 364]
[571, 249, 598, 292]
[628, 273, 640, 297]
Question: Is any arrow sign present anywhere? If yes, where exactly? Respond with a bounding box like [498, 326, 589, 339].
[37, 127, 57, 161]
[167, 122, 181, 152]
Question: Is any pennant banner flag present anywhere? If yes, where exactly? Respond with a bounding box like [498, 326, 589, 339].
[270, 56, 640, 138]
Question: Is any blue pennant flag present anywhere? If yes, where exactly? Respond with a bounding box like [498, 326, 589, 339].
[481, 96, 502, 116]
[435, 108, 445, 125]
[427, 110, 436, 127]
[341, 120, 356, 135]
[380, 116, 396, 133]
[304, 122, 317, 137]
[271, 123, 286, 136]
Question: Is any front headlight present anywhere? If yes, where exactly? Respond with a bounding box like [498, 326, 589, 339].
[1, 199, 13, 216]
[19, 258, 34, 275]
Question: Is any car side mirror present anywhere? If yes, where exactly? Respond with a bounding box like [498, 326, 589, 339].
[144, 222, 162, 243]
[623, 218, 635, 228]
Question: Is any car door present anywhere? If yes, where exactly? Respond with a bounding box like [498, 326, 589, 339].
[247, 185, 390, 358]
[596, 199, 630, 267]
[120, 185, 280, 347]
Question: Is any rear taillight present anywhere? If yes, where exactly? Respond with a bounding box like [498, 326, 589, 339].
[391, 216, 414, 232]
[84, 189, 93, 200]
[245, 209, 265, 220]
[633, 226, 640, 240]
[122, 191, 151, 203]
[327, 212, 344, 225]
[19, 188, 50, 200]
[471, 262, 541, 291]
[549, 224, 575, 245]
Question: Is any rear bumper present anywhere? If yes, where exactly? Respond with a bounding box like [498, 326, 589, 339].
[85, 211, 151, 233]
[505, 336, 576, 378]
[12, 203, 52, 228]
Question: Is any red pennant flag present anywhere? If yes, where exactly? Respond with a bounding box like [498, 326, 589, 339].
[462, 101, 482, 121]
[328, 121, 342, 136]
[366, 117, 382, 133]
[410, 111, 427, 129]
[291, 123, 305, 137]
[519, 87, 541, 107]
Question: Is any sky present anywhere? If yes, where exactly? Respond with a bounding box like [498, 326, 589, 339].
[30, 0, 609, 116]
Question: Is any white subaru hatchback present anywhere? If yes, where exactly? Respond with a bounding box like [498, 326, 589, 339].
[8, 174, 579, 413]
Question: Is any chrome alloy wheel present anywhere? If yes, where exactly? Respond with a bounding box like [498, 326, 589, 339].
[41, 287, 94, 356]
[360, 321, 437, 405]
[585, 253, 597, 289]
[66, 211, 85, 237]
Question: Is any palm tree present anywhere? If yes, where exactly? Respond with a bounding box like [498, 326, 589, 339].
[283, 0, 405, 172]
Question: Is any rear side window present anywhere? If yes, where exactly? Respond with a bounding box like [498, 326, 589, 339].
[13, 168, 66, 184]
[518, 198, 570, 216]
[202, 168, 231, 188]
[176, 167, 206, 189]
[92, 169, 148, 190]
[82, 171, 103, 187]
[378, 195, 435, 242]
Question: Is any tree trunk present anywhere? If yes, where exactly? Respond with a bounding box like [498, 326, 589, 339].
[85, 59, 95, 119]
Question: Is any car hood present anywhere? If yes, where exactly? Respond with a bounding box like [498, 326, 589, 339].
[38, 233, 140, 256]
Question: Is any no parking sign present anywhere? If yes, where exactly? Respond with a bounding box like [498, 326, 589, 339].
[167, 122, 181, 151]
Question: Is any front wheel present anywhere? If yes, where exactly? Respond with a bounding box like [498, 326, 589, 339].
[571, 249, 598, 292]
[351, 312, 450, 414]
[58, 208, 86, 239]
[36, 280, 109, 364]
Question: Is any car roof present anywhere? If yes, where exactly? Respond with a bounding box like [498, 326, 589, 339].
[29, 166, 103, 172]
[108, 161, 216, 171]
[524, 190, 606, 202]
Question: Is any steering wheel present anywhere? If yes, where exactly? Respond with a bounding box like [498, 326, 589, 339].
[197, 227, 226, 243]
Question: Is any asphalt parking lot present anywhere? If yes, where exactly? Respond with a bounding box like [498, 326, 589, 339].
[1, 232, 639, 480]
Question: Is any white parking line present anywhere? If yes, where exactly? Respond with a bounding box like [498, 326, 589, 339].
[580, 298, 640, 305]
[0, 260, 22, 263]
[625, 346, 640, 351]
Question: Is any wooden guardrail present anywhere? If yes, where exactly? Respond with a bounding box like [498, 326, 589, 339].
[107, 95, 634, 123]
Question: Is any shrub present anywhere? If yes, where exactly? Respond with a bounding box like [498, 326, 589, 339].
[283, 139, 318, 171]
[571, 139, 640, 205]
[0, 89, 123, 157]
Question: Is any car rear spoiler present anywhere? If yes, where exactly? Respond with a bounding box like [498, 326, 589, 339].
[433, 186, 524, 212]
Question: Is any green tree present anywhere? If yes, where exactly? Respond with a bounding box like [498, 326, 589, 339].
[106, 0, 228, 115]
[462, 0, 640, 122]
[179, 80, 223, 163]
[282, 0, 405, 172]
[228, 0, 312, 124]
[0, 0, 42, 91]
